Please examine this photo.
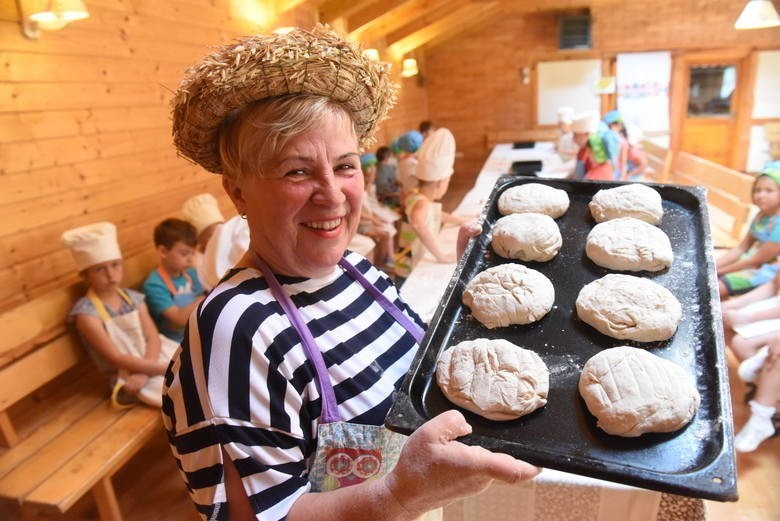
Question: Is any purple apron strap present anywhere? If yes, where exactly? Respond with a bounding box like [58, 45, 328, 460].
[252, 254, 342, 424]
[338, 258, 425, 344]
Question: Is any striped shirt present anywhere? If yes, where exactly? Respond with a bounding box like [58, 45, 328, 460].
[162, 252, 424, 520]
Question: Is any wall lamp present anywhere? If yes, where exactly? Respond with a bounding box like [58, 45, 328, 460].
[17, 0, 90, 39]
[401, 58, 419, 78]
[734, 0, 780, 29]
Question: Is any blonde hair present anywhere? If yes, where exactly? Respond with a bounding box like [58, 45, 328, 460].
[217, 95, 358, 182]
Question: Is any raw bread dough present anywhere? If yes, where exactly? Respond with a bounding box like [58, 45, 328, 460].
[585, 217, 673, 272]
[576, 274, 681, 342]
[589, 184, 663, 225]
[436, 338, 549, 420]
[463, 264, 554, 329]
[498, 183, 570, 218]
[579, 345, 700, 437]
[491, 213, 562, 262]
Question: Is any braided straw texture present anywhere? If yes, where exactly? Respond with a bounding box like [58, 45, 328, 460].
[171, 24, 397, 173]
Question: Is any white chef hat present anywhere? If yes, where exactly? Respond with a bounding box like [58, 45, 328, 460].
[557, 106, 575, 124]
[571, 111, 600, 134]
[61, 222, 122, 272]
[415, 127, 456, 181]
[181, 193, 225, 236]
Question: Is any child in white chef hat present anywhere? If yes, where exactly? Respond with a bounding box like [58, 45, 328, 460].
[395, 127, 469, 278]
[181, 193, 250, 291]
[61, 221, 179, 408]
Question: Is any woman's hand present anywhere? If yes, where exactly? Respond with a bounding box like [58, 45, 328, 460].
[381, 410, 541, 517]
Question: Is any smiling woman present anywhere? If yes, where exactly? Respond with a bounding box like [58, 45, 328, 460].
[162, 24, 539, 521]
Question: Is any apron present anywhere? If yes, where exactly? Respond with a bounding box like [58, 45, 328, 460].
[252, 256, 433, 498]
[87, 289, 179, 407]
[156, 265, 199, 341]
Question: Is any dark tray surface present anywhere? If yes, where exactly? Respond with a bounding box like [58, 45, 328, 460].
[386, 177, 737, 501]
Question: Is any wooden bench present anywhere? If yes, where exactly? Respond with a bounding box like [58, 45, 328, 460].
[641, 139, 672, 182]
[0, 248, 166, 521]
[667, 151, 756, 249]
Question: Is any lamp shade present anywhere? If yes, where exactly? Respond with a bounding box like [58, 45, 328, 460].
[401, 58, 419, 78]
[734, 0, 780, 29]
[27, 0, 89, 30]
[362, 48, 380, 61]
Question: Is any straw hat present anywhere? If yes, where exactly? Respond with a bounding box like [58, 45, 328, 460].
[415, 128, 456, 181]
[181, 193, 225, 236]
[61, 222, 122, 272]
[571, 111, 600, 134]
[171, 24, 397, 174]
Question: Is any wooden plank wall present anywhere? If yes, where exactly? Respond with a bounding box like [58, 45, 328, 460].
[417, 0, 780, 192]
[0, 1, 322, 318]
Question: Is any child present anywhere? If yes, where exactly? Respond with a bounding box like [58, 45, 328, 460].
[718, 162, 780, 297]
[732, 334, 780, 452]
[555, 106, 578, 162]
[142, 218, 205, 342]
[396, 127, 468, 278]
[375, 145, 401, 208]
[61, 222, 178, 408]
[359, 153, 399, 269]
[624, 123, 649, 180]
[571, 111, 616, 181]
[603, 109, 628, 179]
[181, 193, 250, 291]
[395, 130, 424, 200]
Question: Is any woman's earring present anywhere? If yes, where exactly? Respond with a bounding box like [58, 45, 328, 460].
[240, 213, 247, 219]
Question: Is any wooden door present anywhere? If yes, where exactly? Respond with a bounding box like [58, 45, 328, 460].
[671, 50, 750, 169]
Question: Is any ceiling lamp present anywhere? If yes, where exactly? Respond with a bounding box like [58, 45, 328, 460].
[734, 0, 780, 29]
[17, 0, 90, 38]
[401, 58, 419, 78]
[362, 48, 380, 61]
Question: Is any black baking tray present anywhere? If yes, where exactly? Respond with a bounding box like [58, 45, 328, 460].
[386, 176, 738, 501]
[512, 141, 536, 149]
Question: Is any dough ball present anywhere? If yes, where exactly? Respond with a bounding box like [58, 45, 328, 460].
[463, 264, 554, 329]
[498, 183, 570, 218]
[436, 338, 549, 420]
[585, 217, 673, 272]
[589, 184, 664, 225]
[491, 213, 562, 262]
[579, 346, 700, 437]
[576, 274, 681, 342]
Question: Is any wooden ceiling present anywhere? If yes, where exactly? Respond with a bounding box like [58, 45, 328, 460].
[276, 0, 621, 61]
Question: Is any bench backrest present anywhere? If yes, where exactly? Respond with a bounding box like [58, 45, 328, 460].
[669, 151, 756, 243]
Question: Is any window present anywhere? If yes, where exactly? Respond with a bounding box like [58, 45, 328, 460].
[687, 65, 736, 116]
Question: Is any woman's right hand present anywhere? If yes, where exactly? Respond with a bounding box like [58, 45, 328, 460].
[381, 410, 541, 517]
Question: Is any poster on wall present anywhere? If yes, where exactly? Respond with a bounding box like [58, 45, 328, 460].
[616, 51, 671, 136]
[536, 59, 602, 126]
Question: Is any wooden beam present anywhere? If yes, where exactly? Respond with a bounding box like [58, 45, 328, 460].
[318, 0, 381, 24]
[350, 0, 469, 45]
[386, 2, 500, 61]
[346, 0, 408, 35]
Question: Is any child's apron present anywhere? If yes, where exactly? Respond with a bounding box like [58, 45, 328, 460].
[253, 255, 440, 520]
[87, 289, 179, 407]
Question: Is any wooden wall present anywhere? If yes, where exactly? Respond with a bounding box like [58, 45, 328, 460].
[418, 0, 780, 191]
[0, 1, 321, 325]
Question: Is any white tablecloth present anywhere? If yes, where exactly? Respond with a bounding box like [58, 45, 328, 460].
[399, 143, 705, 521]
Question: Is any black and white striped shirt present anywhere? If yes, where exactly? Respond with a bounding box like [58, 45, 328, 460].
[162, 252, 424, 520]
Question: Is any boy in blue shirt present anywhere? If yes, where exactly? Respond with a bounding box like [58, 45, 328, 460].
[142, 218, 204, 342]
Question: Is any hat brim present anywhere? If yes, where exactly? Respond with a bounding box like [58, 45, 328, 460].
[172, 25, 397, 174]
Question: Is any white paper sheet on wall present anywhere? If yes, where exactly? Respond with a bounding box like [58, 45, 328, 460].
[616, 51, 671, 134]
[536, 59, 602, 125]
